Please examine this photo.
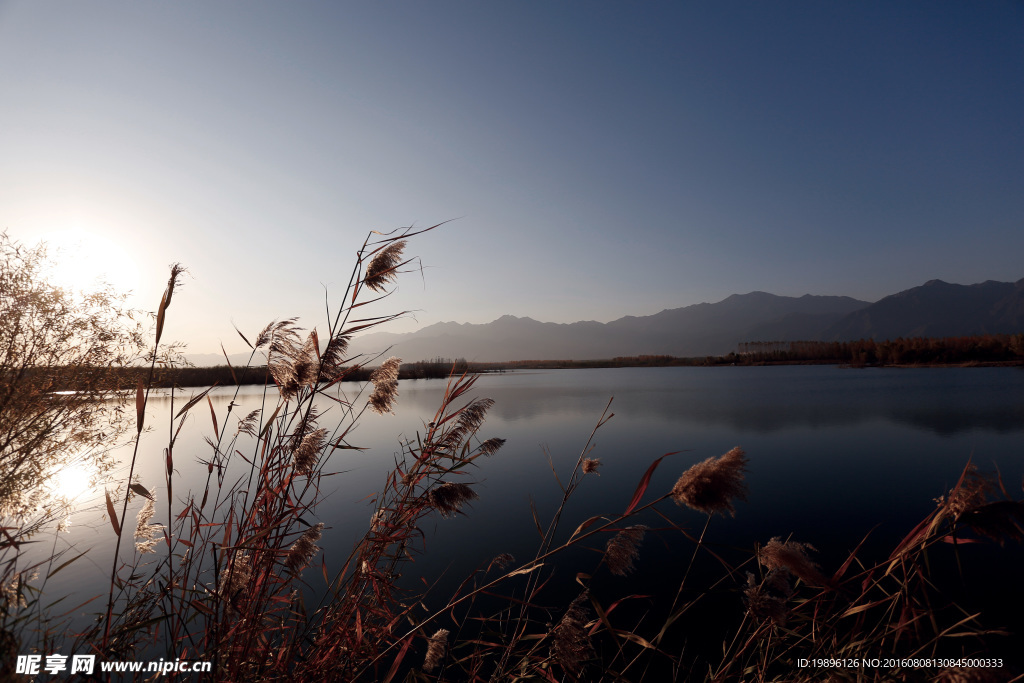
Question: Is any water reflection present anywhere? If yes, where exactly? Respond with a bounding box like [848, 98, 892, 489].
[31, 366, 1024, 650]
[86, 367, 1024, 553]
[159, 366, 1024, 439]
[46, 457, 99, 505]
[455, 367, 1024, 435]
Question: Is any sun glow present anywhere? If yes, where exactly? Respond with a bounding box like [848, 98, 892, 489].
[40, 228, 141, 296]
[47, 457, 100, 506]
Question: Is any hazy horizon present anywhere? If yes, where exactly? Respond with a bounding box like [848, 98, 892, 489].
[2, 2, 1021, 356]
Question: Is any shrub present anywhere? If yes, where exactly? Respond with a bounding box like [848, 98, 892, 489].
[0, 231, 145, 554]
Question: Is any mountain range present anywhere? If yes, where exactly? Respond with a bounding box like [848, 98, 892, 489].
[188, 277, 1024, 365]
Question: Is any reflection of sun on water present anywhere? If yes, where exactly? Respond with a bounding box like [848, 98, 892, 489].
[39, 228, 141, 295]
[47, 458, 100, 506]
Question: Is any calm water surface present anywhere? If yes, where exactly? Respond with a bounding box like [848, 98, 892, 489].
[42, 366, 1024, 658]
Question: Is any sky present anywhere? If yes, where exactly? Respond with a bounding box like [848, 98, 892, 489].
[1, 1, 1022, 356]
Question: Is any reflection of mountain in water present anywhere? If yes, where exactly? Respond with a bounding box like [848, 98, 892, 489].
[397, 367, 1024, 436]
[156, 366, 1024, 438]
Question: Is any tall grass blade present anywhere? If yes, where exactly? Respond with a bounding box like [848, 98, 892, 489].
[624, 452, 676, 515]
[48, 550, 89, 578]
[207, 395, 219, 441]
[105, 489, 121, 537]
[233, 322, 254, 349]
[129, 483, 154, 501]
[136, 377, 145, 433]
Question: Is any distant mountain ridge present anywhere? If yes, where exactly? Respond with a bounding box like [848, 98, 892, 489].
[187, 277, 1024, 365]
[346, 291, 871, 362]
[821, 278, 1024, 341]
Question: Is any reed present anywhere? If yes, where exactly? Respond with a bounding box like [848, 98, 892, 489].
[2, 226, 1022, 682]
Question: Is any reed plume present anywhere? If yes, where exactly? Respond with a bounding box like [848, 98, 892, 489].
[363, 240, 406, 292]
[369, 508, 386, 532]
[743, 570, 793, 626]
[941, 462, 992, 519]
[254, 321, 275, 349]
[757, 537, 827, 587]
[294, 330, 321, 387]
[435, 398, 495, 455]
[435, 426, 467, 455]
[457, 398, 494, 432]
[671, 447, 748, 517]
[368, 357, 401, 414]
[236, 409, 261, 437]
[422, 628, 449, 672]
[2, 571, 35, 610]
[491, 553, 515, 570]
[550, 591, 593, 676]
[319, 331, 351, 381]
[266, 320, 305, 398]
[219, 553, 252, 597]
[133, 498, 162, 554]
[269, 359, 300, 400]
[605, 525, 646, 577]
[254, 318, 298, 350]
[286, 523, 324, 574]
[292, 428, 327, 476]
[155, 263, 186, 345]
[162, 263, 186, 309]
[427, 482, 478, 518]
[477, 437, 506, 457]
[582, 458, 601, 475]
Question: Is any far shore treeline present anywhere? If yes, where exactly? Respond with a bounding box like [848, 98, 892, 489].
[97, 358, 477, 389]
[484, 333, 1024, 371]
[35, 335, 1024, 390]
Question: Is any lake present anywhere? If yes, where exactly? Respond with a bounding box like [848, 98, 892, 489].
[36, 365, 1024, 671]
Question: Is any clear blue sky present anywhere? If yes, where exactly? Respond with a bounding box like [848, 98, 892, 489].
[2, 1, 1022, 355]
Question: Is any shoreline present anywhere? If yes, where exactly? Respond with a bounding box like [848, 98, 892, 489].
[159, 358, 1024, 389]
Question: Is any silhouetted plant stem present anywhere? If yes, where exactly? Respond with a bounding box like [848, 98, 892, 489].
[101, 350, 157, 650]
[674, 514, 712, 611]
[355, 492, 672, 679]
